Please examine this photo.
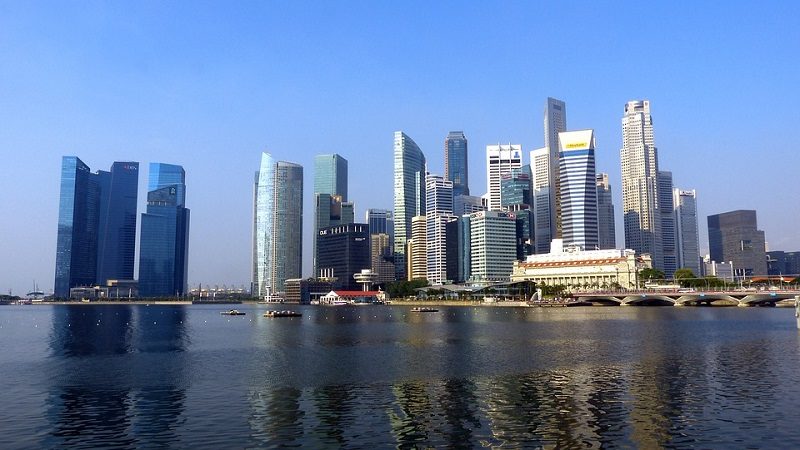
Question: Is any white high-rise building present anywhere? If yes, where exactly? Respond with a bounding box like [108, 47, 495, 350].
[425, 174, 455, 285]
[530, 97, 567, 254]
[393, 131, 426, 281]
[558, 130, 598, 250]
[674, 189, 701, 276]
[596, 173, 616, 250]
[252, 153, 303, 296]
[545, 97, 567, 240]
[469, 211, 517, 282]
[620, 100, 662, 270]
[486, 144, 522, 211]
[530, 147, 552, 253]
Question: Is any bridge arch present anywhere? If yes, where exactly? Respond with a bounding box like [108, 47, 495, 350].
[621, 295, 675, 306]
[674, 294, 739, 306]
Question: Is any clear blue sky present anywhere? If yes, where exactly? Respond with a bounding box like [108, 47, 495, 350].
[1, 1, 798, 295]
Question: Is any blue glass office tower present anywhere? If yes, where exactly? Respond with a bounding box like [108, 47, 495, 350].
[314, 154, 347, 202]
[313, 154, 349, 276]
[54, 157, 139, 298]
[55, 157, 100, 298]
[96, 162, 139, 285]
[139, 163, 190, 297]
[500, 165, 532, 208]
[445, 131, 469, 197]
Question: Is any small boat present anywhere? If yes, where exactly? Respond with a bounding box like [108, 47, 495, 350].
[220, 309, 246, 316]
[263, 310, 302, 318]
[411, 307, 438, 313]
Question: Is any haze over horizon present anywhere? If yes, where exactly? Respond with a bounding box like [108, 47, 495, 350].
[1, 2, 798, 295]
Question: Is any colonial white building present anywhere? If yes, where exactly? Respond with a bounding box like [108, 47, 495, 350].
[511, 240, 652, 290]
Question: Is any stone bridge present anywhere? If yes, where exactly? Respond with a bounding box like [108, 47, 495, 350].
[573, 290, 800, 307]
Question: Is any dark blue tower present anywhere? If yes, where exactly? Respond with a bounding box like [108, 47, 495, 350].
[96, 162, 139, 285]
[139, 163, 190, 297]
[54, 157, 139, 298]
[445, 131, 469, 197]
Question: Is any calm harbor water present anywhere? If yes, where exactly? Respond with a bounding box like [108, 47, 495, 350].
[1, 304, 799, 448]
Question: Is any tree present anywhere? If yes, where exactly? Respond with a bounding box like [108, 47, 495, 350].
[386, 279, 429, 298]
[639, 268, 665, 281]
[674, 268, 698, 287]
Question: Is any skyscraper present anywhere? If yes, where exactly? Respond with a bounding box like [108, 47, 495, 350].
[55, 157, 100, 298]
[409, 215, 427, 280]
[370, 232, 395, 285]
[558, 130, 598, 250]
[445, 131, 469, 197]
[596, 173, 616, 250]
[55, 157, 140, 298]
[621, 100, 662, 270]
[365, 209, 393, 235]
[453, 195, 486, 216]
[708, 210, 767, 277]
[486, 144, 522, 211]
[425, 174, 455, 285]
[274, 161, 304, 292]
[544, 97, 567, 241]
[393, 131, 426, 280]
[252, 153, 275, 297]
[313, 154, 350, 276]
[658, 171, 676, 277]
[500, 165, 532, 209]
[530, 147, 553, 253]
[316, 223, 370, 291]
[673, 188, 700, 276]
[96, 162, 139, 285]
[252, 153, 303, 297]
[314, 154, 348, 202]
[469, 211, 517, 282]
[139, 163, 189, 297]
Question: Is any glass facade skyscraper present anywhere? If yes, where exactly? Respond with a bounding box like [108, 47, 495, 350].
[96, 162, 139, 285]
[253, 153, 275, 297]
[558, 130, 598, 250]
[314, 154, 347, 202]
[445, 131, 469, 197]
[365, 209, 393, 236]
[139, 163, 189, 297]
[55, 157, 100, 297]
[500, 165, 532, 208]
[274, 161, 304, 292]
[252, 154, 304, 296]
[313, 154, 349, 276]
[596, 173, 617, 250]
[659, 171, 676, 277]
[393, 131, 426, 281]
[674, 188, 700, 276]
[54, 157, 139, 298]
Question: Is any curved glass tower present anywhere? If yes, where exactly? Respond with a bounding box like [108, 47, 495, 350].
[393, 131, 426, 281]
[252, 153, 303, 296]
[253, 152, 275, 297]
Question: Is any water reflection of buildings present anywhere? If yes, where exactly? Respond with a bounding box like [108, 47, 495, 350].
[44, 306, 187, 448]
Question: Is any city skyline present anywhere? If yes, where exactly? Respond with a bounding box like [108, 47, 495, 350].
[2, 2, 799, 295]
